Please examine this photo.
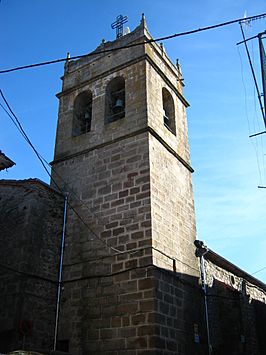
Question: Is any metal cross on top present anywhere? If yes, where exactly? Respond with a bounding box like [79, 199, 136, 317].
[111, 15, 128, 39]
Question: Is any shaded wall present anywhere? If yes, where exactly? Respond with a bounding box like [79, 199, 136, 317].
[0, 179, 64, 353]
[204, 254, 266, 355]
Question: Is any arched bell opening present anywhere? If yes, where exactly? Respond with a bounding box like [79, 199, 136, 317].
[72, 91, 92, 136]
[105, 77, 125, 123]
[162, 87, 176, 135]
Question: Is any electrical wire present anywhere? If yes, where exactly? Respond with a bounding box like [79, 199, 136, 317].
[2, 12, 266, 280]
[0, 90, 53, 179]
[62, 245, 199, 273]
[253, 84, 266, 185]
[237, 39, 264, 185]
[0, 247, 198, 288]
[2, 251, 264, 294]
[0, 89, 199, 269]
[0, 262, 57, 284]
[252, 31, 266, 187]
[0, 89, 203, 280]
[61, 262, 201, 291]
[1, 13, 266, 74]
[0, 89, 122, 255]
[239, 22, 265, 126]
[2, 99, 266, 292]
[42, 151, 198, 271]
[237, 31, 266, 46]
[0, 102, 24, 135]
[237, 45, 252, 134]
[252, 266, 266, 275]
[0, 86, 201, 265]
[2, 15, 266, 337]
[0, 88, 139, 257]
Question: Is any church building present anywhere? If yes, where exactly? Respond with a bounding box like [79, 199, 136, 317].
[1, 14, 266, 355]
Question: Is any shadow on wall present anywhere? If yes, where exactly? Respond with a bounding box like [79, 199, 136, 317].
[207, 279, 266, 355]
[1, 262, 266, 354]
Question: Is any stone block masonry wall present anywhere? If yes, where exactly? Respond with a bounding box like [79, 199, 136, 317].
[0, 179, 64, 353]
[144, 39, 198, 277]
[53, 133, 156, 353]
[53, 131, 151, 262]
[146, 47, 190, 163]
[60, 265, 157, 354]
[149, 135, 198, 277]
[204, 255, 266, 355]
[153, 268, 207, 355]
[52, 124, 205, 354]
[58, 264, 207, 355]
[54, 56, 147, 162]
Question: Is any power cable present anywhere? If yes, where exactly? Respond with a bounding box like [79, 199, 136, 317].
[254, 29, 266, 186]
[61, 263, 201, 291]
[0, 89, 53, 179]
[0, 89, 122, 255]
[0, 90, 199, 268]
[237, 38, 264, 185]
[62, 245, 199, 273]
[252, 266, 266, 275]
[2, 13, 265, 274]
[0, 263, 57, 284]
[239, 22, 266, 126]
[253, 83, 266, 185]
[0, 249, 198, 287]
[1, 13, 266, 74]
[0, 90, 201, 274]
[0, 102, 24, 135]
[0, 86, 199, 264]
[2, 98, 266, 290]
[40, 152, 200, 272]
[237, 31, 266, 46]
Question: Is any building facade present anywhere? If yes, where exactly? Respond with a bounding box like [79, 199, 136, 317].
[0, 179, 64, 353]
[202, 248, 266, 355]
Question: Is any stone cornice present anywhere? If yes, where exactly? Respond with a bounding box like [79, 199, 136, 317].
[50, 126, 193, 173]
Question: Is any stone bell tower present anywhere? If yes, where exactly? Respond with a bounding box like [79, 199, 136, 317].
[51, 14, 205, 355]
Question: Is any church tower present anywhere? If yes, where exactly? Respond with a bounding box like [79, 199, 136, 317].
[51, 15, 205, 355]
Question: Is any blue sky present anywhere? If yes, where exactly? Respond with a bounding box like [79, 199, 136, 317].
[1, 1, 266, 281]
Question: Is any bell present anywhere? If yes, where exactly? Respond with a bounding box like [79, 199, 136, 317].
[113, 99, 124, 113]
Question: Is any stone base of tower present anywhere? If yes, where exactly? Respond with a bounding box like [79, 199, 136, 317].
[58, 258, 207, 355]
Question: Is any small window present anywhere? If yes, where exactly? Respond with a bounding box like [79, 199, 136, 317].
[73, 91, 92, 136]
[105, 77, 125, 123]
[162, 87, 176, 135]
